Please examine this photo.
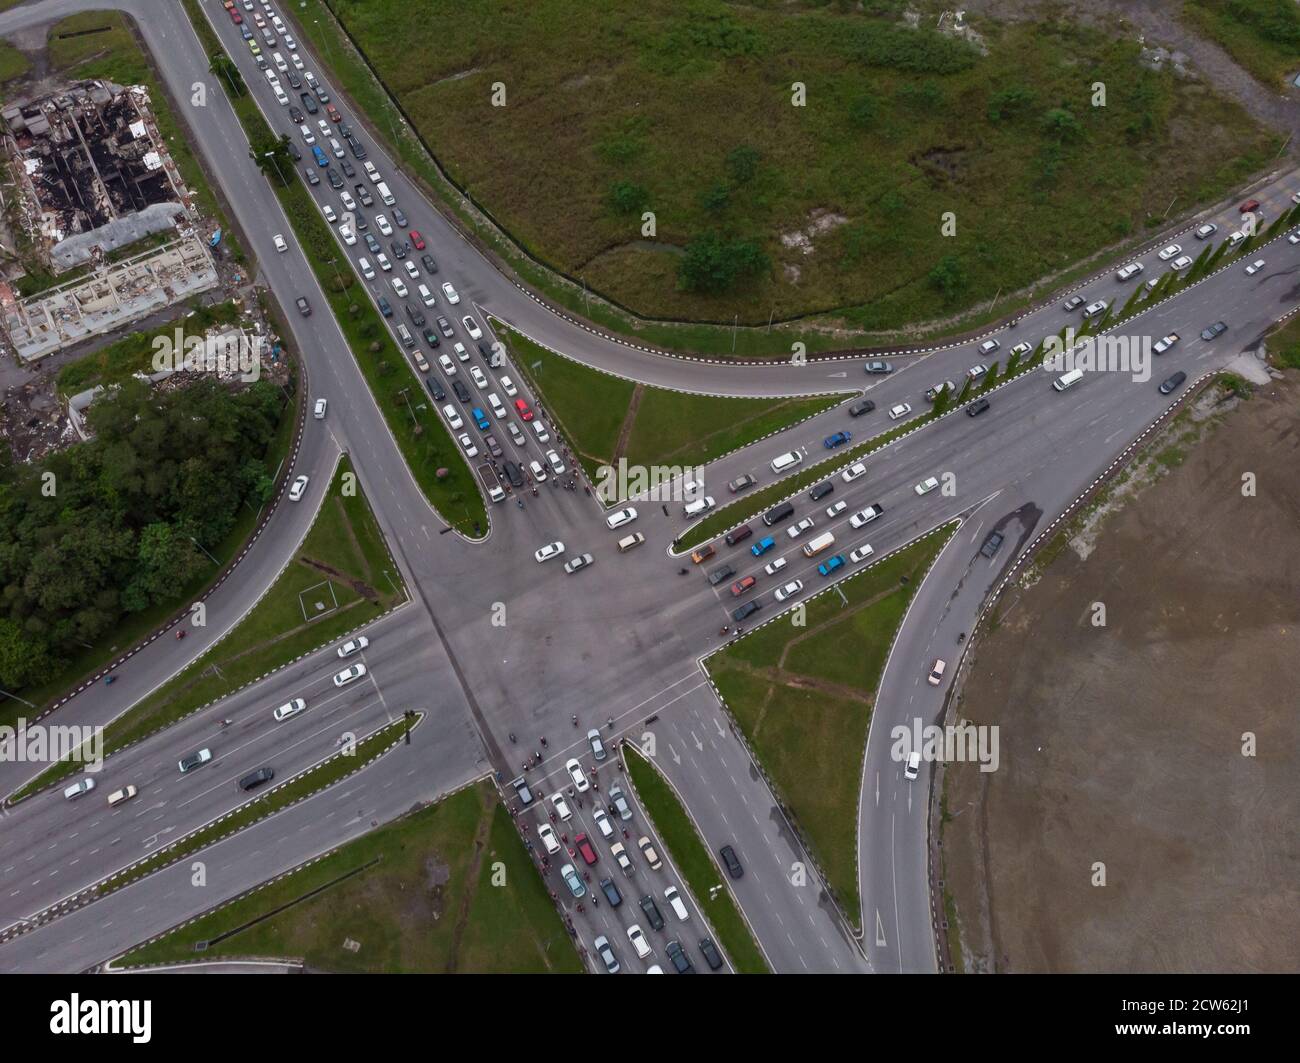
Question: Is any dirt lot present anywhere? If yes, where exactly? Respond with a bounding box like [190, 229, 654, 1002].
[942, 373, 1300, 972]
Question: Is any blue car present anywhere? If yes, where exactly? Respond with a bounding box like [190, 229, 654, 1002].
[823, 431, 852, 449]
[472, 407, 490, 431]
[817, 554, 845, 577]
[311, 145, 328, 167]
[751, 535, 776, 557]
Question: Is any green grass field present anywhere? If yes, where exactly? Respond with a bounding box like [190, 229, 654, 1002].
[499, 325, 835, 487]
[15, 455, 404, 798]
[624, 746, 770, 973]
[122, 782, 581, 972]
[0, 37, 28, 82]
[708, 527, 954, 923]
[1183, 0, 1300, 88]
[309, 0, 1275, 335]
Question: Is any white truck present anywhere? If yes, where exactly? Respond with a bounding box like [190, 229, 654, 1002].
[477, 462, 505, 504]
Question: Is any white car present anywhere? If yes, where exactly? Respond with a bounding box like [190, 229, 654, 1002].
[1157, 243, 1182, 261]
[453, 342, 470, 362]
[337, 636, 369, 658]
[404, 260, 419, 280]
[374, 213, 393, 236]
[537, 823, 561, 855]
[786, 516, 815, 539]
[313, 398, 327, 419]
[966, 363, 987, 380]
[376, 252, 392, 272]
[914, 476, 939, 495]
[529, 459, 548, 482]
[763, 556, 787, 576]
[391, 277, 408, 297]
[1245, 259, 1266, 276]
[339, 190, 356, 211]
[849, 543, 874, 563]
[499, 375, 518, 397]
[904, 750, 921, 780]
[534, 541, 565, 563]
[841, 462, 867, 483]
[1116, 262, 1143, 280]
[927, 658, 947, 686]
[1010, 341, 1033, 357]
[441, 282, 460, 304]
[469, 366, 488, 389]
[1170, 255, 1193, 271]
[663, 884, 690, 921]
[457, 433, 479, 458]
[487, 394, 506, 419]
[546, 449, 566, 475]
[334, 663, 367, 687]
[1152, 333, 1179, 355]
[774, 579, 803, 602]
[825, 500, 847, 518]
[418, 283, 435, 307]
[63, 777, 95, 800]
[1289, 231, 1300, 245]
[438, 354, 457, 376]
[462, 315, 482, 340]
[606, 507, 637, 529]
[1195, 223, 1218, 239]
[273, 697, 307, 722]
[273, 233, 288, 253]
[888, 402, 912, 420]
[507, 422, 527, 446]
[977, 339, 999, 356]
[322, 204, 337, 223]
[288, 474, 309, 502]
[338, 225, 356, 246]
[626, 924, 652, 960]
[849, 505, 883, 528]
[593, 806, 615, 839]
[565, 758, 590, 793]
[551, 792, 573, 821]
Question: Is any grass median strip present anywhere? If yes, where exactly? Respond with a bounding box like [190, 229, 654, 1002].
[121, 780, 580, 972]
[623, 745, 770, 973]
[13, 455, 405, 800]
[707, 526, 955, 924]
[184, 0, 485, 535]
[497, 323, 836, 488]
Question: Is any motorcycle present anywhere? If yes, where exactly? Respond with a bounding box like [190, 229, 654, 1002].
[531, 486, 538, 497]
[176, 629, 186, 640]
[571, 714, 578, 727]
[516, 499, 524, 510]
[104, 675, 116, 685]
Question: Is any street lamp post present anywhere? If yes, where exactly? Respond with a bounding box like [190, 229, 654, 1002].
[264, 151, 287, 186]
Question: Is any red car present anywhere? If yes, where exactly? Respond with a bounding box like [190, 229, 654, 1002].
[514, 398, 534, 422]
[1239, 199, 1261, 214]
[409, 230, 426, 251]
[575, 832, 598, 866]
[326, 104, 342, 122]
[229, 9, 242, 23]
[730, 576, 757, 597]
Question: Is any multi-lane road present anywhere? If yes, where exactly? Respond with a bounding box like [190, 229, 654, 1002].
[0, 0, 1296, 974]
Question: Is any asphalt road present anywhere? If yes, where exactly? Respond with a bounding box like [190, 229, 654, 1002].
[0, 0, 1297, 974]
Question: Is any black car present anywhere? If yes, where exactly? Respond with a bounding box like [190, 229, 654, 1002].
[238, 766, 274, 792]
[503, 461, 524, 488]
[728, 473, 756, 493]
[286, 70, 302, 89]
[289, 105, 305, 124]
[353, 211, 368, 231]
[599, 877, 623, 907]
[425, 375, 445, 401]
[707, 564, 735, 587]
[326, 168, 343, 190]
[347, 135, 366, 159]
[809, 481, 833, 501]
[763, 502, 794, 525]
[364, 233, 380, 254]
[719, 844, 744, 879]
[665, 940, 694, 974]
[437, 316, 454, 339]
[299, 92, 318, 114]
[979, 531, 1004, 559]
[848, 398, 876, 417]
[698, 937, 724, 971]
[639, 895, 665, 931]
[340, 158, 355, 178]
[338, 121, 353, 138]
[422, 327, 440, 348]
[732, 600, 760, 623]
[286, 141, 301, 161]
[452, 379, 471, 403]
[405, 304, 426, 328]
[420, 253, 438, 274]
[295, 296, 311, 316]
[390, 240, 406, 259]
[392, 207, 408, 227]
[377, 297, 392, 318]
[1063, 295, 1085, 311]
[724, 525, 752, 546]
[355, 183, 373, 207]
[966, 397, 991, 416]
[1158, 370, 1187, 395]
[483, 433, 503, 459]
[1200, 320, 1227, 341]
[314, 85, 331, 104]
[302, 166, 319, 186]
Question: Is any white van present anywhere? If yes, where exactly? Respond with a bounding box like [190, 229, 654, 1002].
[107, 784, 138, 807]
[683, 496, 715, 518]
[329, 137, 344, 158]
[770, 450, 802, 474]
[487, 393, 506, 419]
[358, 256, 374, 280]
[395, 323, 414, 348]
[376, 181, 395, 206]
[363, 160, 381, 183]
[1053, 368, 1084, 392]
[272, 85, 289, 107]
[418, 283, 435, 307]
[801, 531, 835, 558]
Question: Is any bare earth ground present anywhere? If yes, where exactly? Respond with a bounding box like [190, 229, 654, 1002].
[942, 374, 1300, 972]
